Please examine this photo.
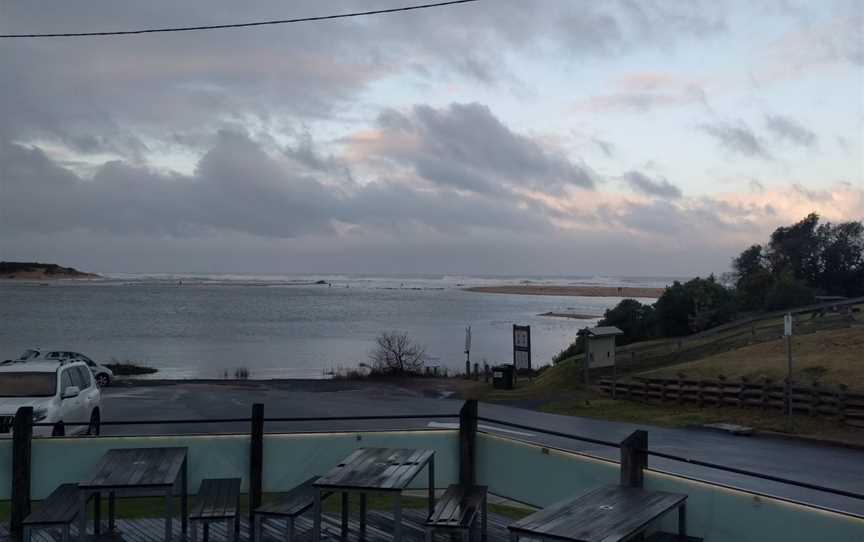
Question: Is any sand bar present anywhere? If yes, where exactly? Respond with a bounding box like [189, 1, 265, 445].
[464, 285, 664, 298]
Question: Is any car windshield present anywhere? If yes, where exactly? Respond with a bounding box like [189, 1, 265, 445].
[19, 349, 40, 361]
[0, 373, 56, 397]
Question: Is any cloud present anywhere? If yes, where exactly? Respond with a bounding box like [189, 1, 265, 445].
[349, 103, 598, 195]
[623, 171, 682, 199]
[699, 120, 771, 159]
[764, 114, 817, 147]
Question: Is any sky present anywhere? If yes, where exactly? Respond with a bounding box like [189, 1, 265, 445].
[1, 0, 862, 276]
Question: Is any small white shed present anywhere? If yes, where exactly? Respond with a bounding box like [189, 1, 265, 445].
[577, 326, 623, 368]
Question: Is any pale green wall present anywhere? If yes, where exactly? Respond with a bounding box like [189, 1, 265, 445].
[475, 433, 619, 505]
[17, 430, 458, 500]
[263, 430, 458, 492]
[476, 433, 864, 542]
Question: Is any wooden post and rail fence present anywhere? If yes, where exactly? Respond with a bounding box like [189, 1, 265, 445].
[599, 377, 864, 427]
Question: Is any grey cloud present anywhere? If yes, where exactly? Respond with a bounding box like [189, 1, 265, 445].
[0, 128, 554, 242]
[372, 103, 598, 195]
[623, 171, 682, 199]
[0, 1, 731, 163]
[764, 114, 817, 147]
[699, 120, 771, 159]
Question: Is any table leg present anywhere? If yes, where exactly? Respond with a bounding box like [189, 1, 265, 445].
[481, 493, 487, 542]
[428, 457, 435, 520]
[108, 491, 115, 531]
[341, 492, 349, 540]
[313, 489, 322, 542]
[360, 494, 367, 539]
[77, 490, 89, 542]
[678, 503, 687, 538]
[393, 493, 403, 542]
[94, 492, 101, 534]
[181, 457, 189, 536]
[165, 486, 174, 542]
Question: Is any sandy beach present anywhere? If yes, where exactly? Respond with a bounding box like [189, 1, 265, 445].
[464, 285, 664, 298]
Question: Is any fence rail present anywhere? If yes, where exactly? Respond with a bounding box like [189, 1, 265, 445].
[599, 377, 864, 427]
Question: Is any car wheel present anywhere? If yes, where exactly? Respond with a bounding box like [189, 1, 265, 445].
[97, 373, 110, 387]
[87, 409, 101, 436]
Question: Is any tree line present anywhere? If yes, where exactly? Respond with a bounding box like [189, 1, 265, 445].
[554, 213, 864, 361]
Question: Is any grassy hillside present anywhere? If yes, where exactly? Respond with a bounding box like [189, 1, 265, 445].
[462, 306, 864, 445]
[641, 325, 864, 389]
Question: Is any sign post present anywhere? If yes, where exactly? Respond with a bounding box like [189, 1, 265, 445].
[513, 325, 531, 380]
[784, 313, 793, 432]
[464, 325, 471, 378]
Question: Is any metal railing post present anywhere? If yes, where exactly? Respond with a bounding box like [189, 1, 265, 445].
[459, 400, 478, 486]
[620, 430, 647, 488]
[249, 403, 264, 538]
[11, 406, 33, 537]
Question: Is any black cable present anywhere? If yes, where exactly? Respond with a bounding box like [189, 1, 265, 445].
[0, 0, 479, 38]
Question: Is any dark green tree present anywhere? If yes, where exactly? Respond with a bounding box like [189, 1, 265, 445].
[766, 212, 823, 285]
[817, 220, 864, 297]
[731, 244, 774, 310]
[598, 298, 656, 345]
[654, 276, 736, 336]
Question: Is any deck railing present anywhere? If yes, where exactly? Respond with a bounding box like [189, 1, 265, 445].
[4, 401, 864, 542]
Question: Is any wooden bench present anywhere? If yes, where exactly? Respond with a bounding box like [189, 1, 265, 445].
[253, 476, 330, 542]
[425, 484, 488, 542]
[189, 478, 242, 542]
[23, 483, 88, 542]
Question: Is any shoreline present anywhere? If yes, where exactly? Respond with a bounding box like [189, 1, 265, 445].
[464, 285, 664, 298]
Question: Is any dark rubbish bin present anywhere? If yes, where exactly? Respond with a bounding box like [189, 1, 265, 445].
[492, 364, 514, 389]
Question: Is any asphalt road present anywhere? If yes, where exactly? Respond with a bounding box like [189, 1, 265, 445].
[97, 380, 864, 516]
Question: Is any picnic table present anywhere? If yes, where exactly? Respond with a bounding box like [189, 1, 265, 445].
[313, 447, 435, 542]
[508, 485, 687, 542]
[77, 447, 189, 542]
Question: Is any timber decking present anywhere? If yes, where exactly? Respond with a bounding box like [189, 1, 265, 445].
[0, 508, 519, 542]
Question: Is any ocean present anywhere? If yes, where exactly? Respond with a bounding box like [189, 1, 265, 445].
[0, 274, 673, 379]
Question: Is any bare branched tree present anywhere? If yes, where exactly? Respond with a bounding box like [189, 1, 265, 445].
[369, 331, 429, 375]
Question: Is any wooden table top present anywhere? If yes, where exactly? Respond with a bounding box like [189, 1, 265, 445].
[79, 447, 188, 490]
[509, 485, 686, 542]
[315, 448, 434, 492]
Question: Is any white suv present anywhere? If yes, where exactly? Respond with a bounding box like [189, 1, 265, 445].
[3, 349, 114, 387]
[0, 361, 102, 437]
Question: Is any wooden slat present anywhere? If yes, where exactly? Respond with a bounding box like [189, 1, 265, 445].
[191, 478, 241, 520]
[81, 447, 187, 489]
[427, 484, 486, 529]
[255, 476, 320, 516]
[510, 485, 685, 542]
[316, 448, 434, 492]
[23, 484, 80, 525]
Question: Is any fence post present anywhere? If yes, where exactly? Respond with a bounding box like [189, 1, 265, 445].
[620, 430, 647, 488]
[11, 406, 33, 538]
[459, 400, 478, 486]
[249, 403, 264, 537]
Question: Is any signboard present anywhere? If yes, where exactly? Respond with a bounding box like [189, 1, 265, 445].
[513, 324, 531, 371]
[784, 313, 793, 337]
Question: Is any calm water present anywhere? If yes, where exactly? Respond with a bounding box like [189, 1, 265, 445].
[0, 274, 669, 378]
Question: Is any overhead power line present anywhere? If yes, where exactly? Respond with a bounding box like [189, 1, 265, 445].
[0, 0, 479, 38]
